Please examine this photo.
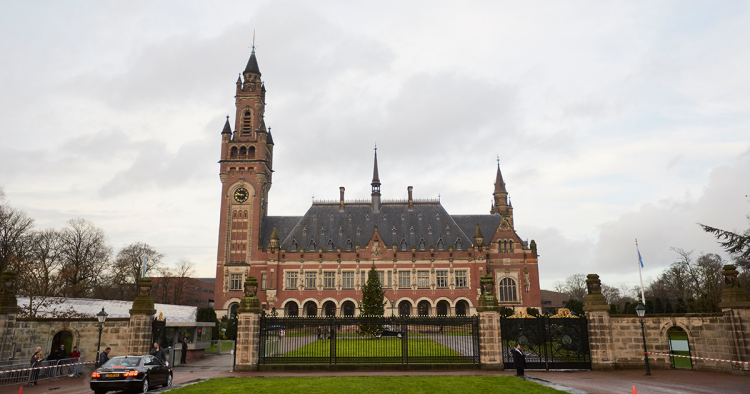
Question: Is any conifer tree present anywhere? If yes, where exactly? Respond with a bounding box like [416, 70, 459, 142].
[360, 264, 385, 316]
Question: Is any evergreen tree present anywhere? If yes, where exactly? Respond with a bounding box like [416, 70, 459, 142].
[498, 307, 515, 317]
[565, 299, 584, 316]
[645, 298, 654, 314]
[675, 298, 687, 313]
[665, 299, 674, 314]
[360, 265, 385, 316]
[609, 304, 619, 314]
[654, 297, 664, 313]
[686, 297, 697, 313]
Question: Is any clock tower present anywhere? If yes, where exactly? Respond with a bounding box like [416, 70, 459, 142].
[215, 48, 274, 307]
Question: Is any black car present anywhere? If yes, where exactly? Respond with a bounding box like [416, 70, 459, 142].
[377, 325, 405, 338]
[90, 355, 172, 394]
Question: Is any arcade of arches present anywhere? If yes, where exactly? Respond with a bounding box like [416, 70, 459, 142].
[282, 299, 470, 317]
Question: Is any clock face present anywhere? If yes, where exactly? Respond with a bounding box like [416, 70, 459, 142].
[234, 187, 249, 203]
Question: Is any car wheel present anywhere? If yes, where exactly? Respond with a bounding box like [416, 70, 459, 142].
[162, 373, 172, 388]
[397, 333, 402, 338]
[141, 378, 149, 393]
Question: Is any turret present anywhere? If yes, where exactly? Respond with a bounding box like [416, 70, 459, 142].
[371, 148, 381, 213]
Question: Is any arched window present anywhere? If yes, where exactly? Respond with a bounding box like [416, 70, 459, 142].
[437, 239, 444, 250]
[232, 211, 237, 219]
[239, 146, 247, 157]
[230, 147, 238, 158]
[400, 239, 407, 251]
[229, 303, 240, 319]
[346, 239, 353, 251]
[498, 278, 518, 302]
[327, 240, 334, 251]
[455, 239, 462, 250]
[249, 146, 256, 159]
[242, 111, 252, 134]
[285, 302, 299, 317]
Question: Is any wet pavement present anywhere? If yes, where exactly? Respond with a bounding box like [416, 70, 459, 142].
[11, 357, 749, 394]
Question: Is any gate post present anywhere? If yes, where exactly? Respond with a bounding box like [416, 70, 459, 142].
[0, 272, 20, 360]
[583, 274, 614, 371]
[235, 277, 261, 372]
[719, 265, 750, 370]
[477, 274, 503, 370]
[128, 277, 157, 356]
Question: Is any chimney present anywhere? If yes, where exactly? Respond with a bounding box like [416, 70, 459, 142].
[408, 186, 413, 210]
[339, 187, 345, 211]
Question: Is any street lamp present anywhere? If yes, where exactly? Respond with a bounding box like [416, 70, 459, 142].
[95, 307, 108, 367]
[635, 303, 651, 376]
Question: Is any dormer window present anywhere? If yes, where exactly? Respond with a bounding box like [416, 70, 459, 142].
[302, 226, 307, 235]
[446, 226, 450, 234]
[338, 227, 342, 235]
[428, 226, 432, 235]
[410, 227, 414, 234]
[392, 226, 397, 234]
[356, 227, 361, 235]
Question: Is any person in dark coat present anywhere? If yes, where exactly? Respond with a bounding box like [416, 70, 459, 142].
[98, 347, 111, 367]
[29, 348, 42, 386]
[512, 343, 526, 376]
[57, 344, 67, 361]
[150, 342, 166, 364]
[180, 338, 188, 364]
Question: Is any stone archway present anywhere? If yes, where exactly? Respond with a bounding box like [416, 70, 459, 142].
[304, 301, 318, 317]
[285, 302, 299, 317]
[436, 300, 450, 316]
[455, 300, 469, 316]
[398, 300, 411, 317]
[51, 330, 73, 359]
[341, 301, 356, 317]
[322, 301, 337, 316]
[417, 300, 431, 316]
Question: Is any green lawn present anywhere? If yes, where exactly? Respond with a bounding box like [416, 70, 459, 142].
[169, 376, 564, 394]
[206, 341, 235, 353]
[280, 338, 462, 358]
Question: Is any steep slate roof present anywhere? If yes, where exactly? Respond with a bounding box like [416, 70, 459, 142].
[260, 216, 303, 251]
[273, 202, 480, 252]
[451, 215, 503, 245]
[244, 51, 261, 76]
[494, 166, 507, 194]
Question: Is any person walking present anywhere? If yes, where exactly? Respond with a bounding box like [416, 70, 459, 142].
[29, 347, 42, 386]
[180, 338, 188, 364]
[150, 342, 166, 364]
[512, 343, 526, 376]
[98, 347, 111, 367]
[69, 346, 81, 377]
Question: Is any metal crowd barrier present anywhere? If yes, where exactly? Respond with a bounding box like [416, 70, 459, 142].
[0, 356, 90, 388]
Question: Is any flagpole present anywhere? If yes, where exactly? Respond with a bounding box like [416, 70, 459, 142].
[636, 239, 645, 304]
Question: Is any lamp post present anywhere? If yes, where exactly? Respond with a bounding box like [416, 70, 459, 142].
[635, 302, 651, 376]
[95, 307, 108, 367]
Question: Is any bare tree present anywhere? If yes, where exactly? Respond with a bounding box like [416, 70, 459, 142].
[153, 260, 196, 305]
[58, 218, 112, 297]
[15, 229, 64, 316]
[113, 242, 164, 300]
[553, 273, 588, 302]
[645, 249, 725, 312]
[0, 187, 34, 273]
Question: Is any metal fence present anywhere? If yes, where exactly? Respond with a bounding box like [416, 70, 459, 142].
[500, 316, 591, 370]
[0, 356, 89, 388]
[259, 315, 479, 365]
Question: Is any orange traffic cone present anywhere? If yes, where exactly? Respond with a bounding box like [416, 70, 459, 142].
[18, 386, 23, 394]
[632, 385, 637, 394]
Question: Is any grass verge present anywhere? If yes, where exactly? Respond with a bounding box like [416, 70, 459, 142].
[169, 376, 564, 394]
[280, 338, 463, 358]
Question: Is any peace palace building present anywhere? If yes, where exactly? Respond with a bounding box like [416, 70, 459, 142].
[214, 50, 541, 318]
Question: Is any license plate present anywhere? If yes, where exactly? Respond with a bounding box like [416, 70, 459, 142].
[106, 374, 120, 378]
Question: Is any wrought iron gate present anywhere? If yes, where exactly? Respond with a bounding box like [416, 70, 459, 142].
[501, 316, 591, 370]
[259, 315, 479, 365]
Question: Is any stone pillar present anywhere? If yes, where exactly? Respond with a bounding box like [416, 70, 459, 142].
[476, 273, 503, 369]
[128, 277, 156, 356]
[235, 276, 261, 371]
[478, 311, 503, 370]
[0, 272, 20, 359]
[583, 274, 615, 371]
[719, 265, 750, 370]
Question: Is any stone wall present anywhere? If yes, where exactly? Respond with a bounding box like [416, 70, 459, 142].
[605, 313, 748, 372]
[12, 317, 131, 361]
[126, 314, 153, 356]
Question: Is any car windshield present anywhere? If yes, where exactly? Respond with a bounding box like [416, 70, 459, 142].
[102, 357, 141, 368]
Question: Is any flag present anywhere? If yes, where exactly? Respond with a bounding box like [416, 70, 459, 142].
[638, 249, 644, 268]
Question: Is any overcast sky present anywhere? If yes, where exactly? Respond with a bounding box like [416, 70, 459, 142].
[2, 1, 749, 291]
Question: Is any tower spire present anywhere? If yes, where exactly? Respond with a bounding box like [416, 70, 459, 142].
[494, 163, 507, 194]
[371, 145, 381, 213]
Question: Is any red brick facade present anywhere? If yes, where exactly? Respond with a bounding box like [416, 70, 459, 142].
[214, 51, 541, 318]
